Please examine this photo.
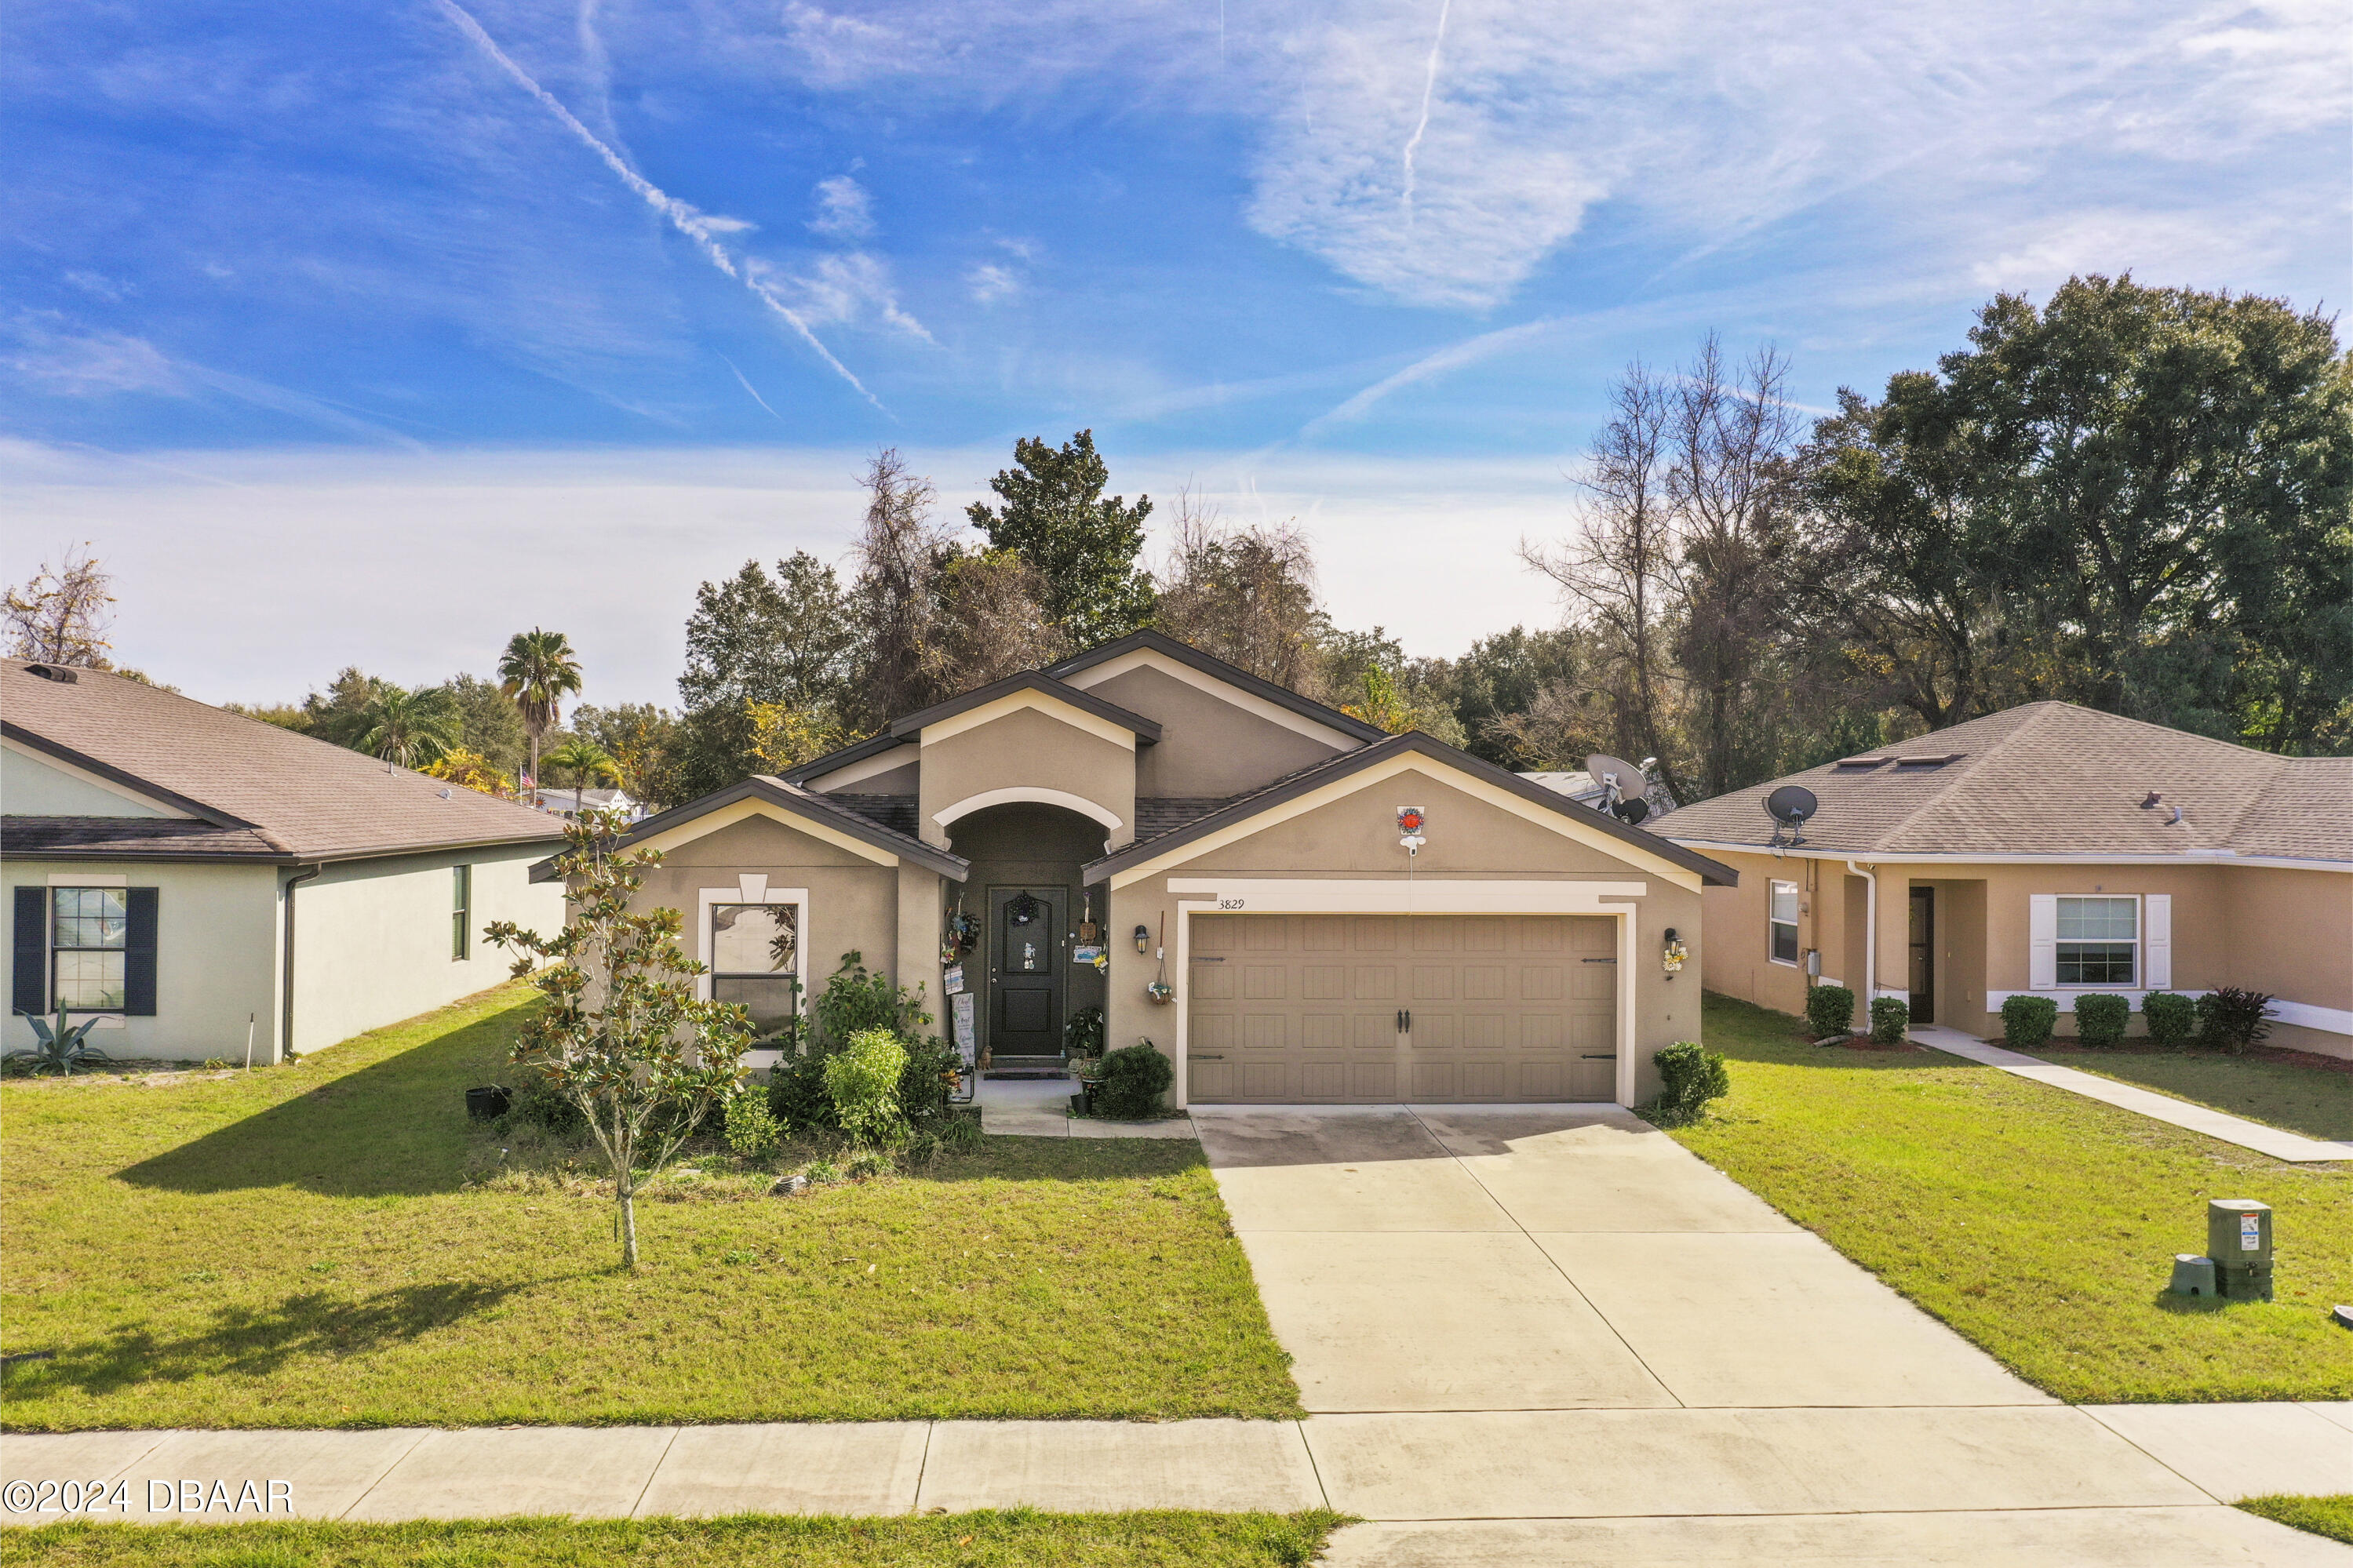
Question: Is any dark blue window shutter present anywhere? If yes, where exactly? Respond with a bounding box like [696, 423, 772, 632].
[124, 887, 158, 1017]
[12, 886, 45, 1017]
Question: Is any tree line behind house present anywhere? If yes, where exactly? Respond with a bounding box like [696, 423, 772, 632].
[9, 275, 2345, 811]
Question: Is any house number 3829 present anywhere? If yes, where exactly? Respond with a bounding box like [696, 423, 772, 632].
[1218, 898, 1246, 910]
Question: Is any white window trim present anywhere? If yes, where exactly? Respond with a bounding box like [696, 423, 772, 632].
[1164, 879, 1645, 1109]
[2053, 893, 2142, 989]
[695, 879, 809, 1006]
[1767, 879, 1801, 969]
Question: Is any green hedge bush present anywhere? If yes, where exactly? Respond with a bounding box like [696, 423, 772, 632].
[1653, 1040, 1730, 1123]
[1805, 983, 1856, 1039]
[2141, 991, 2195, 1048]
[825, 1028, 909, 1147]
[1869, 995, 1910, 1045]
[2002, 994, 2057, 1047]
[1095, 1041, 1174, 1119]
[2072, 992, 2129, 1046]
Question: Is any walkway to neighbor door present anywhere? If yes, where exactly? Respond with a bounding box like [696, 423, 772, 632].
[989, 885, 1065, 1060]
[1908, 886, 1935, 1025]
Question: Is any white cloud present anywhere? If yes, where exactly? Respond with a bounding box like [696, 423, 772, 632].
[807, 173, 876, 238]
[1969, 209, 2293, 294]
[762, 252, 934, 341]
[7, 323, 183, 396]
[966, 262, 1020, 304]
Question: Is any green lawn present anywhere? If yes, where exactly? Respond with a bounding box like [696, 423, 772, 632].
[2019, 1047, 2351, 1143]
[0, 1511, 1346, 1566]
[0, 985, 1299, 1432]
[2237, 1495, 2353, 1546]
[1673, 993, 2353, 1403]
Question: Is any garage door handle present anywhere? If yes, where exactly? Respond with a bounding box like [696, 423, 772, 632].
[1582, 957, 1616, 964]
[1395, 1009, 1412, 1033]
[1580, 1053, 1616, 1060]
[1194, 1054, 1225, 1060]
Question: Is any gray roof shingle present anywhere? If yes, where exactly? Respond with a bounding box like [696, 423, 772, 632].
[3, 660, 566, 861]
[1663, 701, 2353, 864]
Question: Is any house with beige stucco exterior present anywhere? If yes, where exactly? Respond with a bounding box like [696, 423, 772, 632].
[577, 631, 1736, 1110]
[3, 660, 566, 1064]
[1663, 702, 2353, 1060]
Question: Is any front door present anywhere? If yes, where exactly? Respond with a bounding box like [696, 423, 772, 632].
[989, 886, 1065, 1058]
[1908, 886, 1935, 1025]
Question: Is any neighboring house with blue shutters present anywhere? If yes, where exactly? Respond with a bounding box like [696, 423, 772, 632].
[3, 660, 566, 1063]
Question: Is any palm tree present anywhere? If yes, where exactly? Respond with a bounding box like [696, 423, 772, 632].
[544, 737, 617, 815]
[498, 628, 585, 807]
[355, 685, 462, 769]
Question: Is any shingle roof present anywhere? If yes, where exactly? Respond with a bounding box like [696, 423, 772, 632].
[583, 774, 968, 882]
[2, 817, 286, 859]
[2, 660, 566, 862]
[1663, 701, 2353, 864]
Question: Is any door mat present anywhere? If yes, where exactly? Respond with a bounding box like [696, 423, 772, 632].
[983, 1071, 1069, 1081]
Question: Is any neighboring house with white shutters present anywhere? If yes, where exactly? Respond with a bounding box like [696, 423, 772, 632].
[1663, 702, 2353, 1059]
[3, 660, 566, 1063]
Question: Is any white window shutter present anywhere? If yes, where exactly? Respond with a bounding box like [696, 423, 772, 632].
[2143, 894, 2171, 988]
[2029, 894, 2057, 990]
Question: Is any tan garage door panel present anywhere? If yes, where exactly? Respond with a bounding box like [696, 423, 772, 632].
[1187, 913, 1618, 1104]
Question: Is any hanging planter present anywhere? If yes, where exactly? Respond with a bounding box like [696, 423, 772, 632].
[1146, 913, 1175, 1003]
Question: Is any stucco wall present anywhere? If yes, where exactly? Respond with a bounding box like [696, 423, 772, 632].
[3, 741, 177, 817]
[1100, 766, 1708, 1108]
[2217, 864, 2352, 1059]
[1080, 664, 1352, 797]
[4, 858, 279, 1060]
[917, 704, 1136, 849]
[633, 813, 909, 1009]
[291, 841, 563, 1055]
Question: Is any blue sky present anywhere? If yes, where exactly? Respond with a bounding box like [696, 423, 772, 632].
[5, 0, 2346, 706]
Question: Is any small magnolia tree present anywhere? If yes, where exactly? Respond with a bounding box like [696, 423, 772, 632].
[487, 808, 750, 1268]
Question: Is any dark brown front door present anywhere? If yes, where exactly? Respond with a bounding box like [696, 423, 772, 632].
[989, 886, 1065, 1058]
[1908, 886, 1935, 1025]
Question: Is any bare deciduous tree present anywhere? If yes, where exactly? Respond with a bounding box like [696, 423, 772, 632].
[923, 548, 1070, 692]
[850, 449, 952, 724]
[4, 544, 115, 667]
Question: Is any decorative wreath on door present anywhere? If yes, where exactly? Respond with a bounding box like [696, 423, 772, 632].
[1007, 892, 1041, 926]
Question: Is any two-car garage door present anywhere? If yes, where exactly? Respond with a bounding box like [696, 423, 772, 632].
[1186, 913, 1619, 1104]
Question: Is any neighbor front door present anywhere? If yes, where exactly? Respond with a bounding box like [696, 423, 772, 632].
[989, 886, 1065, 1058]
[1908, 886, 1935, 1025]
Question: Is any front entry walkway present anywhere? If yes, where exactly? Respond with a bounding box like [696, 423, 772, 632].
[1910, 1024, 2353, 1162]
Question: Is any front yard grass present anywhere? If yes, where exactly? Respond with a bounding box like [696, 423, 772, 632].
[0, 985, 1299, 1432]
[2018, 1046, 2351, 1143]
[2236, 1495, 2353, 1546]
[1673, 992, 2353, 1403]
[0, 1510, 1347, 1566]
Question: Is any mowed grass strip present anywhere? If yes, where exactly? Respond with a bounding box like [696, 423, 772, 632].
[2236, 1495, 2353, 1547]
[1, 985, 1299, 1431]
[1673, 993, 2353, 1403]
[2014, 1046, 2352, 1144]
[0, 1510, 1348, 1567]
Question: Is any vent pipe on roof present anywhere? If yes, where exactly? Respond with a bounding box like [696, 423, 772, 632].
[2141, 791, 2162, 809]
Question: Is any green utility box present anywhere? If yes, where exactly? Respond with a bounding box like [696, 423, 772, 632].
[2207, 1199, 2274, 1302]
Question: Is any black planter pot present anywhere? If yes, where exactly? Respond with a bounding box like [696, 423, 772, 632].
[464, 1084, 512, 1122]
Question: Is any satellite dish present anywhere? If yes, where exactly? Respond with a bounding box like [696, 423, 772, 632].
[1613, 798, 1650, 825]
[1763, 784, 1818, 848]
[1583, 754, 1645, 809]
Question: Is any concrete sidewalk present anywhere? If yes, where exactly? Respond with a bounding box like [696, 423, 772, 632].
[1910, 1024, 2353, 1162]
[974, 1075, 1197, 1138]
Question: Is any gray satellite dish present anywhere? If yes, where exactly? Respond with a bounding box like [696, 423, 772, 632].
[1583, 754, 1644, 809]
[1763, 784, 1818, 847]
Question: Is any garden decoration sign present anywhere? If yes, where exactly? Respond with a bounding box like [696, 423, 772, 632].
[1397, 805, 1427, 850]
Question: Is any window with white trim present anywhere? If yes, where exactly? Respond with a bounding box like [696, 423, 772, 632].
[1768, 881, 1800, 966]
[711, 903, 799, 1036]
[52, 887, 128, 1010]
[2056, 896, 2136, 986]
[451, 865, 472, 962]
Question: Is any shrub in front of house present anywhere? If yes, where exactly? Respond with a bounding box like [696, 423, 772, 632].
[2002, 994, 2058, 1047]
[2196, 987, 2275, 1055]
[1652, 1040, 1730, 1123]
[1095, 1041, 1175, 1119]
[1805, 983, 1856, 1039]
[2072, 993, 2129, 1047]
[825, 1028, 909, 1147]
[2142, 991, 2196, 1049]
[723, 1088, 783, 1158]
[1869, 996, 1910, 1045]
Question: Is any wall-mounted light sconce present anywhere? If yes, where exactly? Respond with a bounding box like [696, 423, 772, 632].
[1661, 926, 1688, 978]
[1133, 924, 1150, 954]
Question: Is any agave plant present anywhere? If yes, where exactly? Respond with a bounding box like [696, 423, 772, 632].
[5, 1009, 113, 1076]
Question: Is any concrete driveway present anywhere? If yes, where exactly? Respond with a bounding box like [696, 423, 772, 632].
[1193, 1104, 2347, 1564]
[1193, 1103, 2043, 1413]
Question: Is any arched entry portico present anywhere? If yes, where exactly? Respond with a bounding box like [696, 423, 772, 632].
[942, 802, 1111, 1066]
